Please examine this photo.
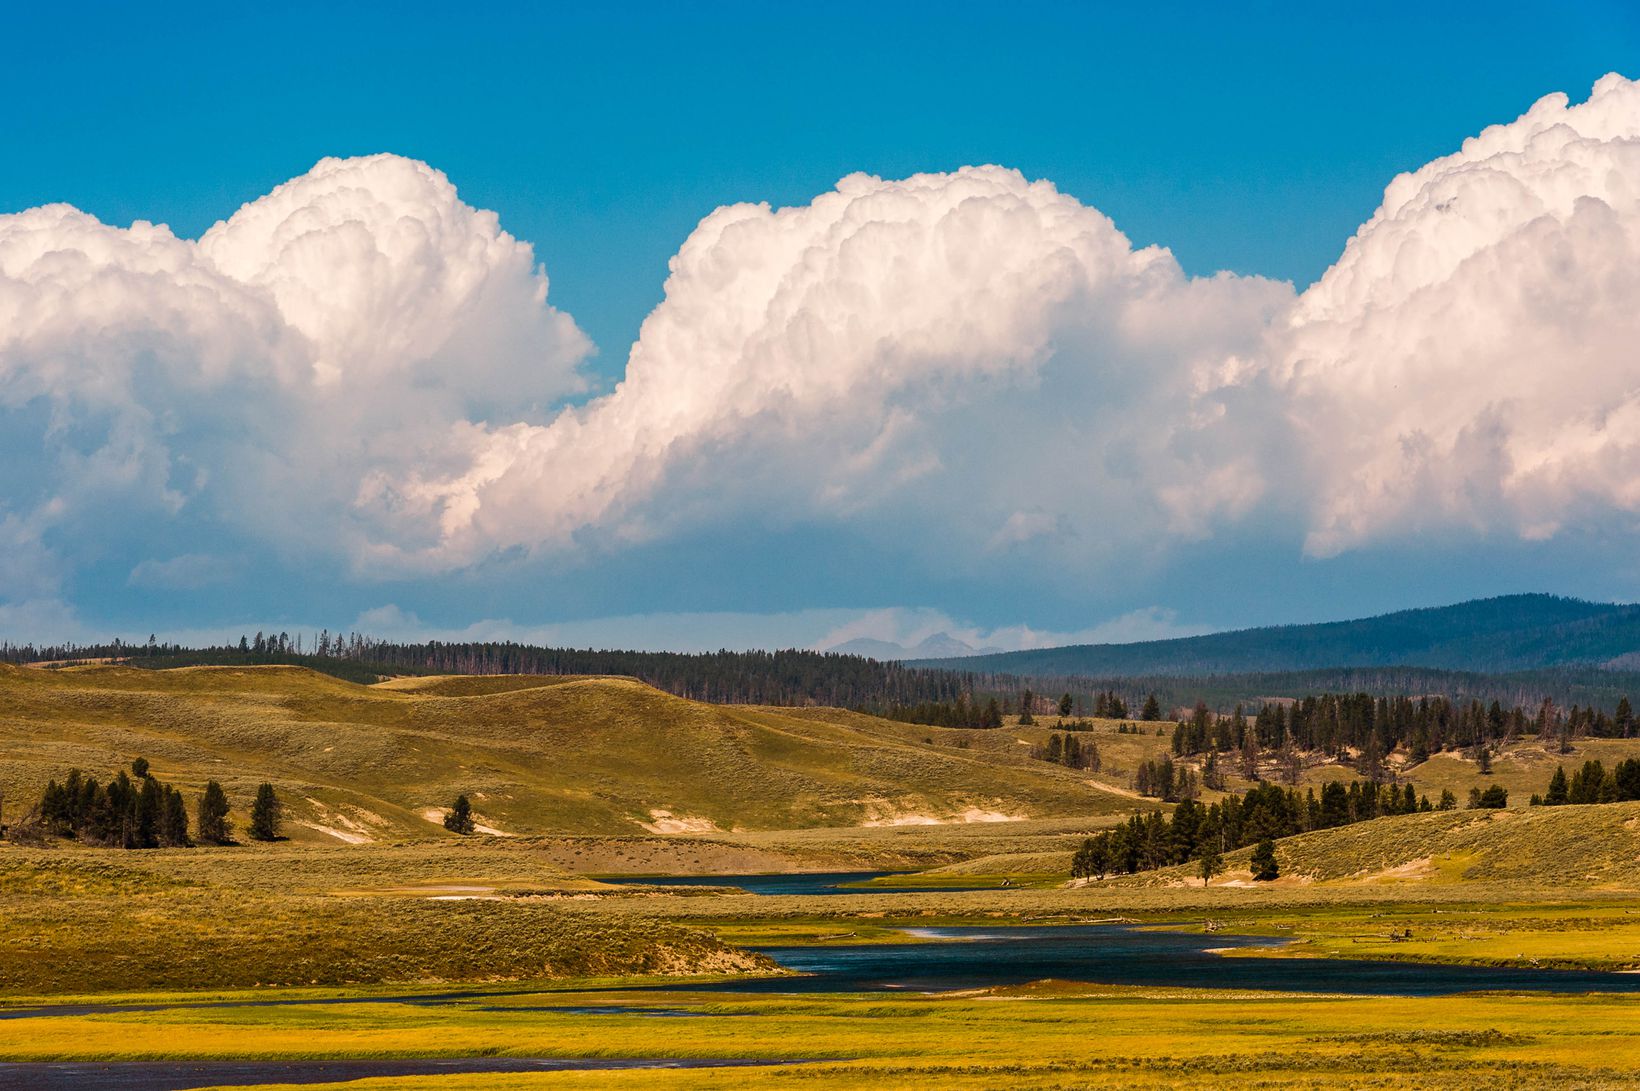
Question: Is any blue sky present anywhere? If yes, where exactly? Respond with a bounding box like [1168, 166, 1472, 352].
[10, 2, 1634, 374]
[4, 3, 1640, 650]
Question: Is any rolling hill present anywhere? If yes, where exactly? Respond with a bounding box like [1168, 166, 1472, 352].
[922, 594, 1640, 677]
[0, 662, 1136, 841]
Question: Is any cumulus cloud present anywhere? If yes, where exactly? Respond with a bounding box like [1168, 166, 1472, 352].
[373, 165, 1291, 572]
[372, 77, 1640, 578]
[1282, 73, 1640, 554]
[198, 156, 588, 417]
[0, 154, 590, 601]
[6, 74, 1640, 639]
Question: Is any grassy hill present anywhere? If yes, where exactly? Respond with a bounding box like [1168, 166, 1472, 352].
[0, 663, 1138, 841]
[1063, 800, 1640, 894]
[924, 593, 1640, 677]
[1260, 802, 1640, 886]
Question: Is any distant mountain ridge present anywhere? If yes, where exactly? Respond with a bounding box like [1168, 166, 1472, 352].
[826, 631, 1004, 660]
[914, 595, 1640, 677]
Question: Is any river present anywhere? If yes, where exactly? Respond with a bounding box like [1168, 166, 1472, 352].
[596, 869, 1007, 895]
[737, 924, 1640, 996]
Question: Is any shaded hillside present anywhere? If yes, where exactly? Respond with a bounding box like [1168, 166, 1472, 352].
[1027, 665, 1640, 717]
[0, 663, 1130, 840]
[926, 595, 1640, 677]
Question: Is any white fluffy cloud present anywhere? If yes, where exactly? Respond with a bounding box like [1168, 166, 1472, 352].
[1283, 73, 1640, 554]
[0, 154, 590, 602]
[373, 165, 1291, 571]
[198, 156, 587, 416]
[369, 75, 1640, 579]
[5, 75, 1640, 631]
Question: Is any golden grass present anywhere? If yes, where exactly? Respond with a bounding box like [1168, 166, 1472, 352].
[0, 665, 1137, 842]
[9, 980, 1640, 1089]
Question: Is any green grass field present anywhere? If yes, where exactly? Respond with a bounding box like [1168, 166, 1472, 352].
[7, 976, 1640, 1088]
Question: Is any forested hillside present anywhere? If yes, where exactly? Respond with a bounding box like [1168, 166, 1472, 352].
[10, 595, 1640, 717]
[2, 636, 976, 707]
[925, 595, 1640, 677]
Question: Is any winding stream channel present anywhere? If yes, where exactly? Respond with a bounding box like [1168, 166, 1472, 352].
[745, 924, 1640, 996]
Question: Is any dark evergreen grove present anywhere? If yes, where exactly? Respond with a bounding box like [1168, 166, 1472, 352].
[1533, 759, 1640, 806]
[1168, 692, 1639, 766]
[1071, 779, 1445, 881]
[34, 759, 191, 848]
[1032, 732, 1101, 771]
[1132, 757, 1199, 802]
[881, 696, 1003, 728]
[14, 631, 1640, 724]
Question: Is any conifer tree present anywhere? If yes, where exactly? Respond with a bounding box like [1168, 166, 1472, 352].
[135, 775, 162, 848]
[444, 795, 475, 835]
[1279, 728, 1302, 786]
[160, 788, 190, 847]
[1240, 732, 1261, 781]
[1201, 751, 1224, 791]
[1018, 690, 1034, 726]
[249, 783, 281, 841]
[197, 781, 233, 844]
[1544, 766, 1569, 805]
[1198, 846, 1223, 887]
[1250, 838, 1279, 881]
[1140, 694, 1161, 722]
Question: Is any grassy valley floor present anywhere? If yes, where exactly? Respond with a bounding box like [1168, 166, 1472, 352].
[9, 665, 1640, 1086]
[5, 976, 1640, 1088]
[8, 836, 1640, 1088]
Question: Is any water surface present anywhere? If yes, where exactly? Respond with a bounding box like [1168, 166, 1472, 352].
[0, 1057, 809, 1091]
[738, 924, 1640, 996]
[597, 870, 1005, 896]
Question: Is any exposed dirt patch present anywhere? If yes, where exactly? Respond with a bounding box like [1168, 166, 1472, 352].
[639, 809, 723, 834]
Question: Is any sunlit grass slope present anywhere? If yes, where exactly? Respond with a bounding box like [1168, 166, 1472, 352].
[0, 664, 1130, 840]
[1268, 801, 1640, 886]
[1096, 801, 1640, 890]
